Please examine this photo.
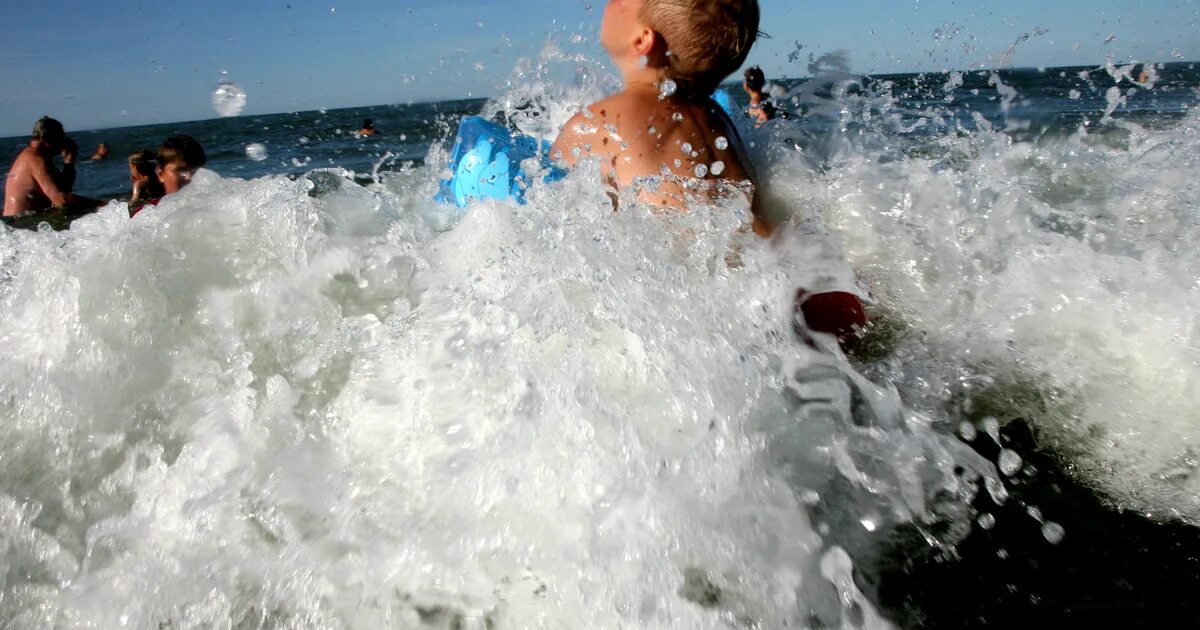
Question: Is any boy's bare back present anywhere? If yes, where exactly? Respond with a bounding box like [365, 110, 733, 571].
[552, 85, 754, 210]
[549, 0, 769, 234]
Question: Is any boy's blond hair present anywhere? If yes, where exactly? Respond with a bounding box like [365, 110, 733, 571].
[640, 0, 760, 96]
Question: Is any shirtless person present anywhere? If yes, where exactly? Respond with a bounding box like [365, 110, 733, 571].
[551, 0, 772, 235]
[3, 117, 102, 217]
[552, 0, 866, 340]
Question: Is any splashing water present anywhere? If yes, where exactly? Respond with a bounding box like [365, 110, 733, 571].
[2, 38, 1198, 628]
[213, 72, 248, 118]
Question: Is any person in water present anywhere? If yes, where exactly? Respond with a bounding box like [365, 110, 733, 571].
[127, 149, 164, 214]
[742, 65, 777, 124]
[3, 116, 102, 217]
[130, 135, 207, 217]
[89, 142, 111, 161]
[550, 0, 865, 340]
[550, 0, 773, 235]
[356, 119, 376, 137]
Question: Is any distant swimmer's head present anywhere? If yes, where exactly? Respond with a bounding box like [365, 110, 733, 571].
[156, 135, 207, 194]
[362, 119, 374, 131]
[743, 65, 766, 93]
[31, 116, 67, 152]
[603, 0, 760, 96]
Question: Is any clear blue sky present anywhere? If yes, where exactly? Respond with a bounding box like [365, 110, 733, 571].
[1, 0, 1195, 136]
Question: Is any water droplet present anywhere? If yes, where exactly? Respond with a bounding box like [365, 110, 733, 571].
[977, 513, 996, 530]
[860, 517, 877, 532]
[998, 449, 1023, 476]
[715, 136, 729, 150]
[1068, 89, 1082, 100]
[694, 163, 708, 178]
[659, 79, 677, 98]
[648, 126, 656, 135]
[997, 548, 1009, 559]
[958, 421, 977, 441]
[985, 476, 1008, 505]
[672, 112, 684, 122]
[212, 76, 247, 117]
[1042, 522, 1065, 544]
[710, 160, 725, 176]
[1026, 505, 1043, 522]
[681, 142, 693, 154]
[245, 143, 268, 161]
[673, 159, 682, 168]
[982, 416, 1000, 443]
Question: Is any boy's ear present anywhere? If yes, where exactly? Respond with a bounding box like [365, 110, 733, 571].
[155, 166, 165, 183]
[632, 26, 659, 56]
[634, 28, 670, 66]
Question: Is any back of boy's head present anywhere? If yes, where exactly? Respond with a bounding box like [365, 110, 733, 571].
[640, 0, 760, 96]
[157, 135, 207, 169]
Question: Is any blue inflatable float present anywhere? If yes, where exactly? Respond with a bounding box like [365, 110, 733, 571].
[436, 116, 561, 207]
[437, 90, 739, 207]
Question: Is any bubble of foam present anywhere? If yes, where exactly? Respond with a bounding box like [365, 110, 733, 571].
[245, 143, 268, 161]
[715, 136, 729, 151]
[694, 163, 708, 178]
[212, 77, 247, 118]
[998, 449, 1023, 477]
[710, 161, 725, 176]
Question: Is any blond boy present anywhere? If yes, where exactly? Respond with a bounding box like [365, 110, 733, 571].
[551, 0, 772, 235]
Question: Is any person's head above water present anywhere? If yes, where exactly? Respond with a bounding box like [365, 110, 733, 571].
[601, 0, 760, 96]
[31, 116, 67, 153]
[361, 119, 374, 131]
[156, 135, 207, 195]
[743, 65, 766, 94]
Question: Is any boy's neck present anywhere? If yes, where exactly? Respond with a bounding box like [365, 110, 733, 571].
[620, 63, 667, 93]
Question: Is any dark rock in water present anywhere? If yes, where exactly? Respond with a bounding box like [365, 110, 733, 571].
[873, 418, 1200, 628]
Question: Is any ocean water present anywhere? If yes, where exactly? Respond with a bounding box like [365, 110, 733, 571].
[1, 55, 1198, 628]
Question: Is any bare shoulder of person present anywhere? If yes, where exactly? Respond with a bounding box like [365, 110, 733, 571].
[552, 100, 617, 167]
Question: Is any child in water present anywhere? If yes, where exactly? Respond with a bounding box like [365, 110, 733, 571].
[127, 149, 164, 214]
[551, 0, 866, 341]
[551, 0, 772, 236]
[129, 135, 207, 217]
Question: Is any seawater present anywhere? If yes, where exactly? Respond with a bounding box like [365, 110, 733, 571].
[1, 55, 1198, 628]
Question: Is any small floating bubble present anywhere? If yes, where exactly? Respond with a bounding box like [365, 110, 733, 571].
[1042, 522, 1065, 544]
[673, 159, 682, 168]
[694, 163, 708, 178]
[212, 74, 247, 117]
[977, 513, 996, 530]
[710, 160, 725, 176]
[681, 142, 693, 154]
[715, 136, 729, 150]
[660, 79, 677, 99]
[245, 143, 268, 161]
[998, 449, 1023, 476]
[1068, 89, 1082, 100]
